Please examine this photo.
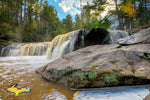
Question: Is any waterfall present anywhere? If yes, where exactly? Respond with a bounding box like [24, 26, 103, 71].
[1, 28, 129, 60]
[46, 30, 81, 59]
[1, 30, 84, 60]
[1, 42, 50, 56]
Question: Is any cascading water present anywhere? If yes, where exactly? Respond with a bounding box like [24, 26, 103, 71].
[1, 28, 129, 60]
[1, 30, 85, 60]
[1, 42, 50, 56]
[46, 30, 82, 60]
[0, 29, 149, 100]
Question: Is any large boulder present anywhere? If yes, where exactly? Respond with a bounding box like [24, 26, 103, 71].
[118, 27, 150, 45]
[108, 30, 129, 44]
[37, 44, 150, 89]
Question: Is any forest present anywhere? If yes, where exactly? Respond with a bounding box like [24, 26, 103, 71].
[0, 0, 150, 43]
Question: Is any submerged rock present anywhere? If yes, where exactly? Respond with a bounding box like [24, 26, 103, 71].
[37, 44, 150, 89]
[118, 27, 150, 45]
[73, 87, 149, 100]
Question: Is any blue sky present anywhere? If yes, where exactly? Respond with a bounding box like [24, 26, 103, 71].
[48, 0, 69, 20]
[47, 0, 93, 21]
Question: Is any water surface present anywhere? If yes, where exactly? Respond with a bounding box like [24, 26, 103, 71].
[0, 56, 74, 100]
[0, 56, 149, 100]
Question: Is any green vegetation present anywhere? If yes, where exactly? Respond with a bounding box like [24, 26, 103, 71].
[104, 73, 117, 83]
[72, 70, 97, 81]
[90, 65, 99, 70]
[73, 70, 87, 81]
[64, 69, 150, 88]
[109, 0, 150, 30]
[82, 0, 150, 30]
[0, 0, 150, 43]
[86, 70, 97, 80]
[0, 0, 76, 43]
[131, 67, 136, 75]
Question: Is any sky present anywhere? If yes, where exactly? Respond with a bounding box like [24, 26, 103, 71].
[47, 0, 93, 21]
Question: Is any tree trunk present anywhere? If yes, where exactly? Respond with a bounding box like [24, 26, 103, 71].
[24, 0, 27, 23]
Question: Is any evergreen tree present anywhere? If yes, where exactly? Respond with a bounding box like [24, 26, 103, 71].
[63, 14, 74, 32]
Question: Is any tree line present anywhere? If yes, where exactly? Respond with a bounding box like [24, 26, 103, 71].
[0, 0, 150, 43]
[0, 0, 82, 42]
[81, 0, 150, 30]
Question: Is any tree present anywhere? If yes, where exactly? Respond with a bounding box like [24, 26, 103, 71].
[82, 0, 107, 29]
[63, 14, 73, 32]
[94, 17, 111, 29]
[121, 1, 137, 18]
[74, 14, 82, 30]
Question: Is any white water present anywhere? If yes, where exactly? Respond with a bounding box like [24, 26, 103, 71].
[0, 29, 149, 100]
[1, 30, 83, 61]
[1, 42, 50, 56]
[46, 30, 81, 60]
[1, 29, 129, 60]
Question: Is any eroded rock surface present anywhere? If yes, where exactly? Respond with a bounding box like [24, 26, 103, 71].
[37, 44, 150, 88]
[118, 27, 150, 44]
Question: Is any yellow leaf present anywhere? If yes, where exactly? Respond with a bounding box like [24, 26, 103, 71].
[121, 1, 136, 18]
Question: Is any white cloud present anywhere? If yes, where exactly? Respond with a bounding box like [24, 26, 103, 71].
[57, 0, 115, 17]
[58, 0, 93, 16]
[59, 3, 72, 12]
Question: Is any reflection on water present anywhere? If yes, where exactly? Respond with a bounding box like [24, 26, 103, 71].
[0, 56, 149, 100]
[41, 89, 67, 100]
[0, 56, 74, 100]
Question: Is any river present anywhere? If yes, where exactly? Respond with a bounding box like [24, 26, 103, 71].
[0, 56, 149, 100]
[0, 56, 74, 100]
[0, 29, 149, 100]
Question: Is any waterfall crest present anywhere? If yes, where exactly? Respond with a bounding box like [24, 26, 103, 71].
[1, 30, 84, 60]
[1, 42, 50, 56]
[1, 28, 129, 60]
[46, 30, 82, 59]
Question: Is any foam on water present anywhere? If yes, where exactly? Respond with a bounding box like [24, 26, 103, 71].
[0, 56, 50, 66]
[0, 56, 73, 100]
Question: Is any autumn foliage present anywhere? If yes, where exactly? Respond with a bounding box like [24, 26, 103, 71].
[121, 1, 137, 18]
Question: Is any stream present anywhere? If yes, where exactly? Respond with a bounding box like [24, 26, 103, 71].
[0, 29, 149, 100]
[0, 56, 149, 100]
[0, 56, 74, 100]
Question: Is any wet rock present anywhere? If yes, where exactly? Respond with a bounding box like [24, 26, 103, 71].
[37, 44, 150, 89]
[73, 87, 149, 100]
[74, 28, 129, 51]
[108, 30, 129, 44]
[118, 27, 150, 45]
[144, 89, 150, 100]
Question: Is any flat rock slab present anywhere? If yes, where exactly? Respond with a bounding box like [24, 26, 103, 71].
[118, 27, 150, 44]
[37, 44, 150, 89]
[73, 87, 149, 100]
